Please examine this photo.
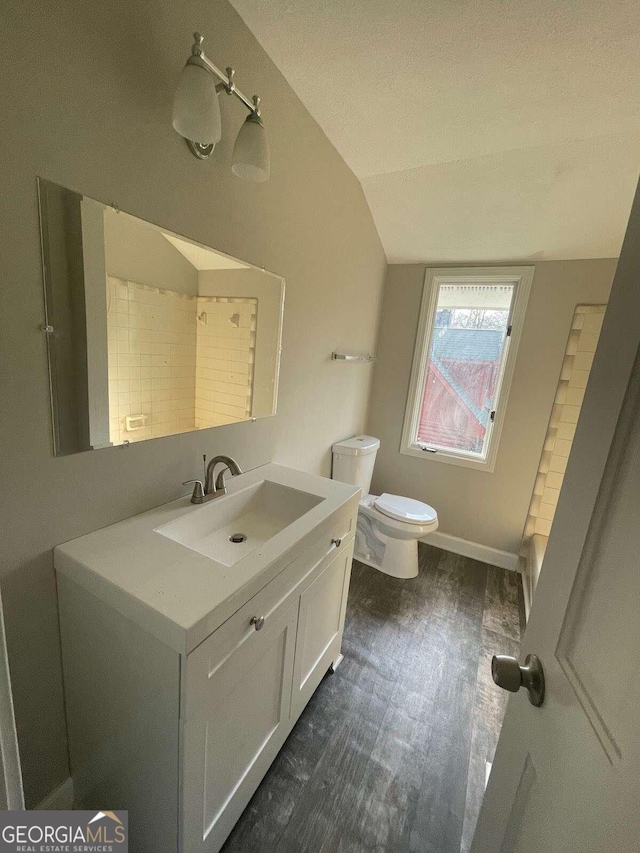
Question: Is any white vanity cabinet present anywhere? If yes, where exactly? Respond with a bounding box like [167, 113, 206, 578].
[182, 539, 353, 853]
[55, 465, 358, 853]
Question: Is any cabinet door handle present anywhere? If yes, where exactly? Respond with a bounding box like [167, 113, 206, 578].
[250, 615, 265, 631]
[331, 537, 342, 548]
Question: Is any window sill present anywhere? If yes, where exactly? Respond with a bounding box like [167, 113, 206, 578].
[400, 442, 497, 473]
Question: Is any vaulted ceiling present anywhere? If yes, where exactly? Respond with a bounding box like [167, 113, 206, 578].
[231, 0, 640, 262]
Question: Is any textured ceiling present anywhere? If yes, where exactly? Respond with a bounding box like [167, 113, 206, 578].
[231, 0, 640, 261]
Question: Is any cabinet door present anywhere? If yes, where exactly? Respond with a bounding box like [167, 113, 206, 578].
[182, 599, 298, 853]
[291, 540, 354, 718]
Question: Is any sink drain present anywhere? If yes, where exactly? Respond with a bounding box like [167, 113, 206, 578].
[229, 533, 247, 544]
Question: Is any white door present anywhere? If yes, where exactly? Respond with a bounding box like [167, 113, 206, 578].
[0, 591, 23, 811]
[183, 598, 298, 853]
[291, 542, 353, 718]
[472, 182, 640, 852]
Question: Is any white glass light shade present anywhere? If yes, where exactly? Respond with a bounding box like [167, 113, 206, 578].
[232, 114, 270, 182]
[172, 61, 222, 146]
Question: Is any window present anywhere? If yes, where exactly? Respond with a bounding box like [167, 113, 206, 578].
[401, 267, 533, 471]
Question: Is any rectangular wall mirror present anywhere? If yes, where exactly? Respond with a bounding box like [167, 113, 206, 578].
[38, 178, 284, 456]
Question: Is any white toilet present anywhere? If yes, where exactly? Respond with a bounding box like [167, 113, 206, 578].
[331, 435, 438, 579]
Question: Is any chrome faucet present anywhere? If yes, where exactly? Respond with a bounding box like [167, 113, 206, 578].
[183, 455, 243, 504]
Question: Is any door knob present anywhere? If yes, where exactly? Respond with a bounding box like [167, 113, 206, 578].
[250, 615, 265, 631]
[491, 654, 545, 707]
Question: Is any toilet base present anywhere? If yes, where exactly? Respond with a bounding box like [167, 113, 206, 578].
[354, 535, 420, 579]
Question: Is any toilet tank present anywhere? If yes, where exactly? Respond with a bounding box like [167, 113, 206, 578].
[331, 435, 380, 495]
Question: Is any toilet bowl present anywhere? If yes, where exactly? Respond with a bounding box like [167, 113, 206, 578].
[331, 436, 438, 579]
[356, 492, 438, 578]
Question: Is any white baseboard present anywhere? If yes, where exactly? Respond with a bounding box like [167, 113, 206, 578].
[36, 777, 74, 810]
[421, 530, 520, 572]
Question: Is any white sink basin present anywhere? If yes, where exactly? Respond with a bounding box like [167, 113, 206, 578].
[55, 463, 360, 653]
[155, 479, 323, 566]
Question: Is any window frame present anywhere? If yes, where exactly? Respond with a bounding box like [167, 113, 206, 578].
[400, 266, 534, 473]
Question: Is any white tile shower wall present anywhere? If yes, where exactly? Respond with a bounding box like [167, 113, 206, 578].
[106, 277, 197, 445]
[194, 296, 257, 428]
[520, 304, 606, 554]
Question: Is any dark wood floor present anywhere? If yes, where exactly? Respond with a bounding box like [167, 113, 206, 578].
[221, 543, 523, 853]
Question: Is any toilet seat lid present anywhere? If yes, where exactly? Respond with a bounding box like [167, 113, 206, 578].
[374, 493, 438, 525]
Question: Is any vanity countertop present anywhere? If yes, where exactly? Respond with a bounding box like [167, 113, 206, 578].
[54, 463, 359, 654]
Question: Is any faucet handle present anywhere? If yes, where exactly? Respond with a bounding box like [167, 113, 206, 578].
[182, 480, 205, 503]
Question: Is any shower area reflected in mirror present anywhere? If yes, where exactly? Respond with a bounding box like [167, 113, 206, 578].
[38, 178, 284, 455]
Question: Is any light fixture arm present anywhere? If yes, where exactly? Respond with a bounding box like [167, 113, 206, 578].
[190, 32, 261, 117]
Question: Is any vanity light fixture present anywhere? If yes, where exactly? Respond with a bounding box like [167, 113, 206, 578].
[172, 32, 270, 182]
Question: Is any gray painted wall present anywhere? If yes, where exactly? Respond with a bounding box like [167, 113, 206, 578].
[0, 0, 386, 806]
[367, 260, 616, 555]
